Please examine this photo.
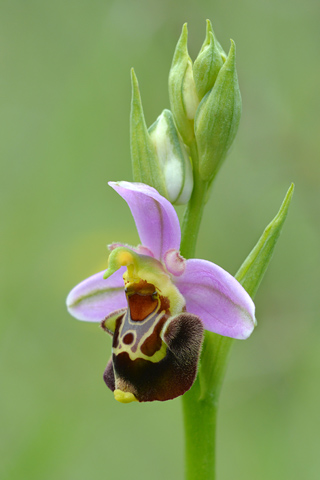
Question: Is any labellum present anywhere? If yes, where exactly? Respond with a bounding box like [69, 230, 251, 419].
[101, 278, 203, 403]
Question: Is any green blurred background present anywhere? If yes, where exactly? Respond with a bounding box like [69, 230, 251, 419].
[1, 0, 319, 479]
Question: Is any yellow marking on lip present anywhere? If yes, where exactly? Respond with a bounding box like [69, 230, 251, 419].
[113, 308, 168, 363]
[114, 389, 138, 403]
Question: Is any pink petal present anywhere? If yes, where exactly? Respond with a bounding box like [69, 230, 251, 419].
[109, 181, 181, 261]
[66, 267, 126, 322]
[174, 259, 256, 339]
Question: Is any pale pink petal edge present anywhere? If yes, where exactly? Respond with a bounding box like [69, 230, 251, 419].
[109, 181, 181, 261]
[66, 267, 126, 322]
[174, 259, 256, 339]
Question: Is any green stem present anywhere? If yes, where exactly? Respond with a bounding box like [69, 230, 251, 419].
[180, 140, 218, 480]
[182, 331, 235, 479]
[182, 383, 218, 480]
[180, 141, 208, 259]
[180, 178, 294, 479]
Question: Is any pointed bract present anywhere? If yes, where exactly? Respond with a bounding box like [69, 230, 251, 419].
[236, 184, 295, 297]
[193, 20, 226, 100]
[168, 24, 199, 145]
[130, 69, 168, 198]
[195, 40, 242, 181]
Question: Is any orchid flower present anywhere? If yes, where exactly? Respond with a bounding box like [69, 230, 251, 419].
[67, 181, 256, 403]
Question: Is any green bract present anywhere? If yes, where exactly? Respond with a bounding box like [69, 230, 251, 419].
[195, 40, 242, 182]
[130, 69, 168, 199]
[168, 23, 199, 146]
[130, 71, 193, 205]
[236, 183, 295, 297]
[193, 19, 226, 100]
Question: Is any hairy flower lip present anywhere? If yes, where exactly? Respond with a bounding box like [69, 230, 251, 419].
[67, 181, 256, 339]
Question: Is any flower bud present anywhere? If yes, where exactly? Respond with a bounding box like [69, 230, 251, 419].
[130, 68, 168, 198]
[195, 40, 241, 181]
[149, 109, 193, 205]
[193, 19, 226, 100]
[168, 23, 199, 146]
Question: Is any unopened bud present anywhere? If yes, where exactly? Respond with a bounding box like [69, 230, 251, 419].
[193, 19, 226, 100]
[130, 69, 168, 198]
[195, 40, 241, 181]
[168, 23, 199, 145]
[149, 109, 193, 205]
